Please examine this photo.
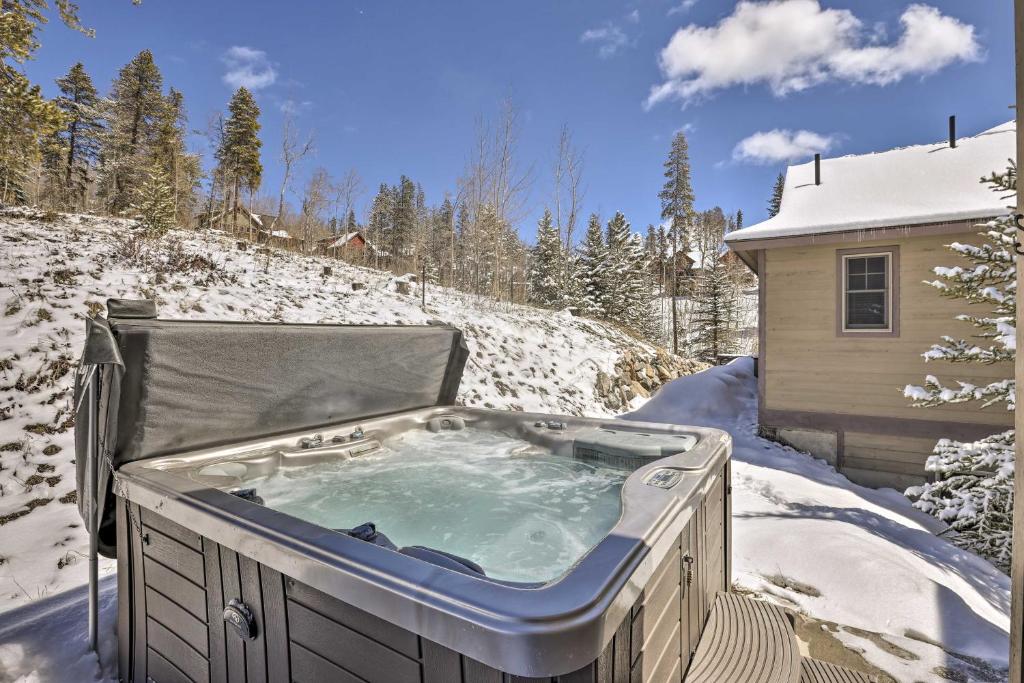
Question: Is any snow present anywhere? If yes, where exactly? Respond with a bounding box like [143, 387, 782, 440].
[625, 358, 1010, 682]
[726, 120, 1016, 243]
[0, 577, 118, 682]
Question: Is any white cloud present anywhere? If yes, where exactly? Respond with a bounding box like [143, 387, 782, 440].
[627, 9, 640, 23]
[732, 128, 837, 164]
[279, 99, 312, 114]
[581, 23, 629, 59]
[221, 46, 277, 91]
[667, 0, 698, 17]
[647, 1, 980, 108]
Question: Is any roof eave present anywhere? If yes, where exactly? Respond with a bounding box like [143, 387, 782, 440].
[725, 214, 1000, 253]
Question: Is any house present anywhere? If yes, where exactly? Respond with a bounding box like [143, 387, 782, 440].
[318, 230, 374, 259]
[725, 120, 1016, 489]
[195, 205, 306, 250]
[195, 204, 273, 233]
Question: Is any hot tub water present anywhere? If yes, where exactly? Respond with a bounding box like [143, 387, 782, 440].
[249, 427, 630, 583]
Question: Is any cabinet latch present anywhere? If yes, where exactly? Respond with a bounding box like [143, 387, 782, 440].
[682, 554, 694, 586]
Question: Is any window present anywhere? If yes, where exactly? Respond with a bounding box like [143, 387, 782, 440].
[837, 248, 898, 336]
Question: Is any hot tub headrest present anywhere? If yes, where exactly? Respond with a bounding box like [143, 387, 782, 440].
[75, 299, 469, 557]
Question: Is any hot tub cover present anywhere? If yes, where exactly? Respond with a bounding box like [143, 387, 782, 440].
[74, 300, 469, 556]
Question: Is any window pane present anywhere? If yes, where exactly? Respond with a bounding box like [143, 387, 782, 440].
[866, 273, 886, 290]
[847, 291, 887, 328]
[866, 256, 886, 274]
[847, 258, 866, 275]
[847, 273, 866, 290]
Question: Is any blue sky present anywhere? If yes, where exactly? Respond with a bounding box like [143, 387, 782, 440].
[24, 0, 1014, 240]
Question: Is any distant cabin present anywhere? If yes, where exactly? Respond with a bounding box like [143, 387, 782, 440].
[725, 120, 1015, 489]
[318, 231, 373, 259]
[195, 205, 305, 249]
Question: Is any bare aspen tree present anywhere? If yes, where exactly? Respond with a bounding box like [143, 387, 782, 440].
[488, 100, 532, 298]
[552, 124, 585, 251]
[454, 99, 532, 299]
[333, 168, 364, 228]
[457, 114, 493, 295]
[301, 167, 331, 253]
[271, 111, 315, 233]
[200, 112, 226, 229]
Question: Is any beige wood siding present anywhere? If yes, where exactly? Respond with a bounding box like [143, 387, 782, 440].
[763, 232, 1013, 429]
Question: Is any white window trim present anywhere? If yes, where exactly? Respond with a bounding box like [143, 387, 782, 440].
[835, 246, 900, 338]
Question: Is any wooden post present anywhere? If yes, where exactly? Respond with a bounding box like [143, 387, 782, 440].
[671, 271, 679, 355]
[421, 263, 427, 308]
[1010, 2, 1024, 679]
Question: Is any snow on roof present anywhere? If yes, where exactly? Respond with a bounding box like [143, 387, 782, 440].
[271, 229, 290, 238]
[326, 231, 363, 249]
[726, 121, 1016, 244]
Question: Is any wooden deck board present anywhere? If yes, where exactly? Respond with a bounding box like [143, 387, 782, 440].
[684, 593, 801, 683]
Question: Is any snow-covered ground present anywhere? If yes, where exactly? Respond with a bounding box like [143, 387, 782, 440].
[0, 213, 1011, 682]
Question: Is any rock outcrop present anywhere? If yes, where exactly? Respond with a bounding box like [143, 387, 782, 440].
[595, 349, 708, 410]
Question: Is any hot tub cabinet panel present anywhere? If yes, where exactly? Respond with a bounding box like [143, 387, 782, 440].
[115, 462, 731, 683]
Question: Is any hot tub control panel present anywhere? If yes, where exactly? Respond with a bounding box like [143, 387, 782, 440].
[645, 468, 682, 489]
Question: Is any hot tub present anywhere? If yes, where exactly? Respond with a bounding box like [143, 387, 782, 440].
[75, 302, 732, 682]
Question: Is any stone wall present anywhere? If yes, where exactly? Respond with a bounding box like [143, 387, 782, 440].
[595, 349, 707, 410]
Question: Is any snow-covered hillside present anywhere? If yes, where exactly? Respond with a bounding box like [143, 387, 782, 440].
[0, 211, 681, 615]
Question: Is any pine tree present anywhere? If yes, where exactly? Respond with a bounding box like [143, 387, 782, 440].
[659, 131, 695, 353]
[576, 213, 610, 317]
[133, 165, 176, 236]
[690, 248, 737, 363]
[430, 197, 455, 282]
[767, 172, 785, 218]
[98, 49, 165, 213]
[51, 62, 102, 209]
[604, 211, 657, 339]
[367, 183, 393, 267]
[528, 208, 565, 308]
[152, 87, 200, 224]
[604, 211, 633, 320]
[0, 1, 90, 204]
[219, 87, 262, 232]
[391, 175, 416, 260]
[735, 209, 743, 230]
[659, 131, 695, 253]
[903, 164, 1016, 572]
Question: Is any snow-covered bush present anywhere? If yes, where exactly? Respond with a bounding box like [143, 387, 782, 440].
[904, 163, 1016, 571]
[906, 431, 1014, 571]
